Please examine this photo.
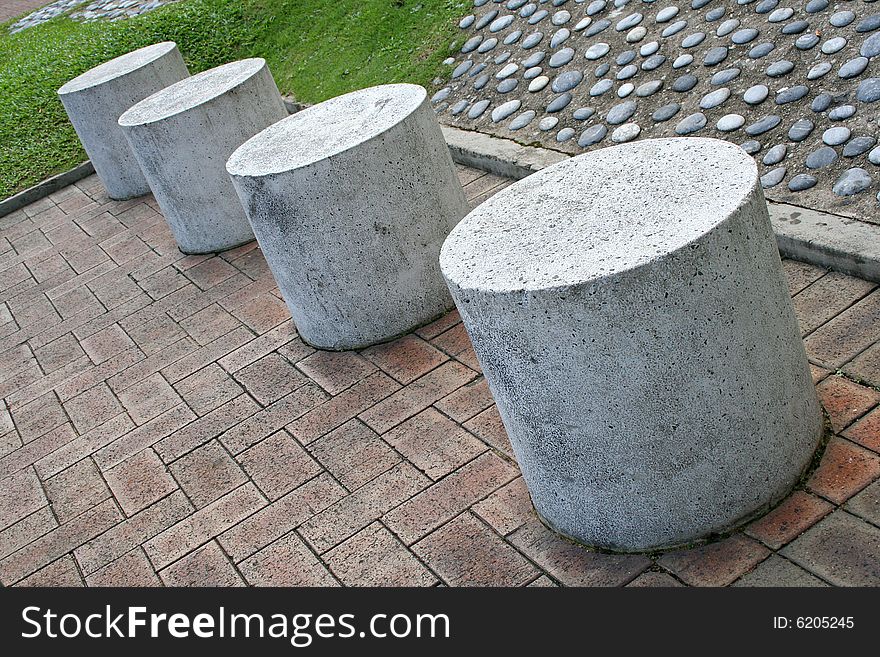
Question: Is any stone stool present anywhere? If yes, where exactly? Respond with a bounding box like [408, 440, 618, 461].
[118, 58, 287, 254]
[58, 42, 189, 200]
[226, 83, 469, 350]
[439, 137, 822, 552]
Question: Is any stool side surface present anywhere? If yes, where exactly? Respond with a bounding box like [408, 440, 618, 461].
[440, 137, 760, 292]
[226, 83, 427, 177]
[58, 41, 178, 95]
[118, 58, 267, 126]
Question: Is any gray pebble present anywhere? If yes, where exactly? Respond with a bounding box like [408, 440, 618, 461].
[766, 60, 794, 77]
[704, 46, 728, 66]
[788, 119, 815, 142]
[491, 99, 522, 122]
[868, 146, 880, 165]
[539, 116, 559, 131]
[830, 11, 855, 28]
[745, 115, 782, 135]
[546, 93, 573, 112]
[578, 124, 607, 146]
[717, 114, 746, 131]
[682, 32, 706, 48]
[522, 32, 544, 48]
[652, 102, 681, 122]
[795, 34, 820, 50]
[823, 126, 852, 146]
[749, 43, 776, 58]
[585, 42, 610, 59]
[672, 74, 698, 92]
[857, 15, 880, 33]
[821, 37, 847, 55]
[763, 144, 788, 166]
[662, 20, 688, 37]
[673, 54, 694, 68]
[843, 137, 877, 157]
[839, 57, 869, 80]
[811, 93, 833, 112]
[556, 127, 576, 142]
[641, 54, 666, 70]
[741, 140, 762, 155]
[775, 86, 809, 105]
[700, 87, 731, 110]
[732, 28, 759, 44]
[712, 68, 741, 85]
[552, 70, 584, 92]
[468, 100, 490, 119]
[743, 85, 769, 105]
[509, 110, 537, 130]
[833, 168, 873, 196]
[617, 64, 639, 80]
[806, 146, 838, 169]
[497, 78, 519, 93]
[856, 78, 880, 103]
[611, 122, 641, 142]
[636, 79, 664, 97]
[760, 167, 787, 188]
[548, 47, 575, 67]
[675, 112, 707, 135]
[573, 107, 596, 120]
[788, 174, 818, 191]
[829, 105, 856, 121]
[606, 100, 637, 124]
[807, 62, 833, 80]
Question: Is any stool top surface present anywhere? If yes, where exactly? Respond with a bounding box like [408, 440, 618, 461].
[58, 42, 178, 95]
[119, 58, 265, 127]
[226, 83, 426, 177]
[440, 138, 759, 293]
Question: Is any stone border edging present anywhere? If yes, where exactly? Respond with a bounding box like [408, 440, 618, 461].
[0, 161, 95, 218]
[4, 114, 878, 283]
[441, 125, 880, 284]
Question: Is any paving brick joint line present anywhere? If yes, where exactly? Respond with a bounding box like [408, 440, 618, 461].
[0, 165, 879, 587]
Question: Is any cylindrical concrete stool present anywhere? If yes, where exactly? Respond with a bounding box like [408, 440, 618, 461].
[58, 42, 189, 200]
[439, 137, 823, 552]
[118, 58, 288, 254]
[226, 83, 469, 350]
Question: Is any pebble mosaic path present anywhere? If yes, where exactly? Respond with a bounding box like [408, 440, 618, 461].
[435, 0, 880, 224]
[1, 166, 879, 587]
[7, 0, 174, 32]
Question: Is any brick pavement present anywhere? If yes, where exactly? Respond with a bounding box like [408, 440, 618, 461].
[0, 0, 48, 23]
[1, 165, 879, 587]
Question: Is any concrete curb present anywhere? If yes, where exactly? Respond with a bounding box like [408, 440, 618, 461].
[441, 125, 880, 284]
[5, 117, 879, 283]
[0, 160, 95, 218]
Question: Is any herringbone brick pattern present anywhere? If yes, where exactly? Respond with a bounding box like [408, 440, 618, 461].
[1, 166, 879, 587]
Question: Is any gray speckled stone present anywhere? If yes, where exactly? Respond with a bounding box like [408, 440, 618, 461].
[856, 78, 880, 103]
[585, 42, 610, 59]
[468, 99, 490, 118]
[704, 46, 728, 66]
[496, 63, 518, 79]
[861, 32, 880, 58]
[522, 31, 544, 48]
[829, 105, 856, 121]
[617, 64, 639, 80]
[439, 137, 821, 551]
[672, 74, 698, 92]
[523, 67, 542, 81]
[477, 37, 498, 53]
[717, 19, 740, 37]
[504, 30, 523, 45]
[523, 51, 546, 68]
[607, 100, 637, 124]
[673, 54, 694, 68]
[682, 32, 706, 48]
[548, 47, 575, 67]
[636, 79, 664, 97]
[528, 75, 549, 92]
[717, 113, 746, 132]
[617, 50, 637, 66]
[788, 119, 814, 142]
[653, 102, 681, 121]
[492, 99, 521, 122]
[616, 12, 643, 31]
[473, 74, 490, 90]
[766, 60, 794, 77]
[546, 92, 573, 112]
[509, 110, 537, 130]
[768, 7, 793, 22]
[675, 112, 707, 134]
[821, 37, 847, 55]
[839, 57, 869, 80]
[743, 85, 769, 105]
[823, 126, 852, 146]
[656, 6, 679, 23]
[556, 127, 576, 142]
[585, 19, 611, 37]
[843, 136, 877, 158]
[611, 122, 641, 142]
[642, 54, 667, 70]
[857, 14, 880, 33]
[712, 68, 741, 86]
[833, 168, 873, 196]
[811, 93, 833, 112]
[552, 70, 583, 92]
[741, 140, 761, 155]
[830, 10, 855, 27]
[760, 166, 786, 188]
[795, 33, 820, 50]
[749, 42, 776, 59]
[640, 41, 660, 56]
[775, 86, 809, 105]
[805, 0, 828, 13]
[497, 78, 519, 93]
[745, 115, 781, 136]
[781, 20, 809, 35]
[595, 62, 611, 76]
[732, 28, 759, 44]
[577, 123, 607, 146]
[807, 62, 833, 80]
[700, 87, 731, 109]
[763, 144, 787, 166]
[590, 78, 613, 95]
[805, 146, 838, 169]
[788, 174, 818, 191]
[573, 107, 596, 120]
[539, 116, 559, 131]
[869, 146, 880, 166]
[587, 0, 606, 16]
[618, 82, 635, 97]
[706, 7, 725, 21]
[663, 20, 688, 37]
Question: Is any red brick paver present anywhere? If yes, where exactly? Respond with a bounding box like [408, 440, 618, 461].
[1, 166, 880, 587]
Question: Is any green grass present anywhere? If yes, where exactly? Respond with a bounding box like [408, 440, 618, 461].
[0, 0, 465, 198]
